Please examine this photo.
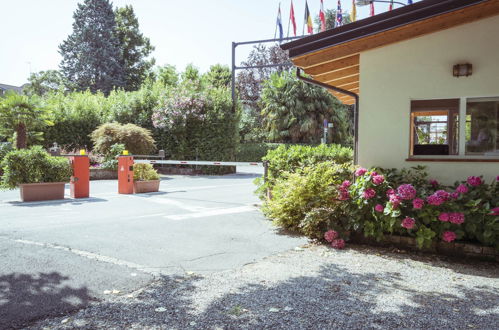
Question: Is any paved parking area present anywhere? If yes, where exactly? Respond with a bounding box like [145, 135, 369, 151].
[0, 169, 307, 328]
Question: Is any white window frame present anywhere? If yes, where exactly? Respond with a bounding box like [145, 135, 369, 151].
[410, 95, 499, 160]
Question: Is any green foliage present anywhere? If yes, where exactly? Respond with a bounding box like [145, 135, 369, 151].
[115, 5, 155, 91]
[100, 143, 125, 170]
[257, 144, 353, 197]
[314, 9, 352, 33]
[0, 142, 14, 176]
[236, 143, 282, 162]
[0, 146, 72, 189]
[42, 91, 107, 150]
[90, 122, 156, 155]
[203, 64, 231, 88]
[59, 0, 124, 94]
[0, 92, 54, 149]
[24, 70, 67, 96]
[262, 162, 353, 232]
[133, 163, 160, 181]
[156, 65, 179, 87]
[260, 71, 352, 144]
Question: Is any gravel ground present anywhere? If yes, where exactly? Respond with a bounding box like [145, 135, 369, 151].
[29, 244, 499, 330]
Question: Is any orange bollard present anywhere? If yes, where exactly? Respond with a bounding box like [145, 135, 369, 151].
[118, 156, 134, 194]
[69, 155, 90, 198]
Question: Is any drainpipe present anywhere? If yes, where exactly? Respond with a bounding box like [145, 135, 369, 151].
[296, 68, 359, 165]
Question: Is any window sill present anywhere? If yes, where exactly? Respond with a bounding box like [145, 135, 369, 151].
[406, 157, 499, 162]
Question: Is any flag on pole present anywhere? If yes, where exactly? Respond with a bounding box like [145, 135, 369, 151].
[290, 0, 297, 36]
[276, 3, 284, 41]
[336, 1, 343, 27]
[319, 0, 326, 32]
[408, 0, 413, 4]
[350, 0, 357, 22]
[304, 1, 313, 34]
[389, 0, 394, 11]
[370, 2, 375, 16]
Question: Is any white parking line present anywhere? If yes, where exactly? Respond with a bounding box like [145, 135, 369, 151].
[5, 237, 162, 275]
[164, 205, 256, 220]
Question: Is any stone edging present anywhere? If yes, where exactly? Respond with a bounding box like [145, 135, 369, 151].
[349, 233, 499, 262]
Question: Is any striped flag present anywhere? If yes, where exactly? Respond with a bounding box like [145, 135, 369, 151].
[350, 0, 357, 22]
[389, 0, 394, 11]
[304, 1, 313, 34]
[370, 2, 375, 16]
[276, 4, 283, 41]
[319, 0, 326, 32]
[290, 0, 297, 36]
[336, 1, 343, 27]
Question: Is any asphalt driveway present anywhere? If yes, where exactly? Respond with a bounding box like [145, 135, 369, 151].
[0, 170, 307, 328]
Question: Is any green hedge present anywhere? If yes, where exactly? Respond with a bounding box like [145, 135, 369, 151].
[236, 143, 283, 162]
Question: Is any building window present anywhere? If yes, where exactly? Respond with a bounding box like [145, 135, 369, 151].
[465, 97, 499, 156]
[410, 99, 459, 156]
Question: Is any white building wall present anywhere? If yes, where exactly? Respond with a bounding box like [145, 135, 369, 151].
[358, 15, 499, 183]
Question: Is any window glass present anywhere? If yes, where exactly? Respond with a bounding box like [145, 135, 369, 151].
[465, 98, 499, 156]
[410, 100, 459, 156]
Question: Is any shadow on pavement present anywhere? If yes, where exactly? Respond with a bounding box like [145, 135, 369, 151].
[0, 272, 93, 329]
[29, 260, 499, 328]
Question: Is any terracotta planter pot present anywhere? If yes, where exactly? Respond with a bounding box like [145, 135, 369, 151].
[19, 182, 66, 202]
[133, 180, 160, 194]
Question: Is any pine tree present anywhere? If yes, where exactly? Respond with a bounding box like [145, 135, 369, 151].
[115, 5, 155, 91]
[59, 0, 125, 95]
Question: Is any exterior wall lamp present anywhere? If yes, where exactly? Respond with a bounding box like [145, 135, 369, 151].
[453, 63, 473, 77]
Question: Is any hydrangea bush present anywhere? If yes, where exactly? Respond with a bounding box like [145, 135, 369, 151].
[337, 166, 499, 249]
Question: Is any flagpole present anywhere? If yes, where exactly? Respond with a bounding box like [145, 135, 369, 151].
[287, 0, 291, 38]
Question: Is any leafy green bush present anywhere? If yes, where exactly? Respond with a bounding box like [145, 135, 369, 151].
[236, 143, 282, 162]
[262, 162, 353, 232]
[133, 163, 160, 181]
[256, 144, 353, 197]
[99, 143, 125, 170]
[0, 146, 72, 189]
[90, 122, 156, 155]
[0, 142, 14, 177]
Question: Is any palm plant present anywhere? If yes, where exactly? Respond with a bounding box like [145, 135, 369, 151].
[0, 91, 53, 149]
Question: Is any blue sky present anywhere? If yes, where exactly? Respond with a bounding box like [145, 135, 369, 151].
[0, 0, 414, 86]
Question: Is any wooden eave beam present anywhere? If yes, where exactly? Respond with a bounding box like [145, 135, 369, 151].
[304, 55, 360, 76]
[310, 65, 359, 84]
[291, 1, 499, 69]
[315, 74, 359, 87]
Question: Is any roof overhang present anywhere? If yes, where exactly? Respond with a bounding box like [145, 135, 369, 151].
[281, 0, 499, 105]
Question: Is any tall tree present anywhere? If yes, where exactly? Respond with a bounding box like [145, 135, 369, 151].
[115, 5, 155, 91]
[156, 64, 179, 87]
[203, 64, 231, 88]
[314, 9, 352, 32]
[59, 0, 125, 95]
[24, 70, 67, 96]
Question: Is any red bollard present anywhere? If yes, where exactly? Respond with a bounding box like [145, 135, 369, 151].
[118, 156, 134, 194]
[69, 155, 90, 198]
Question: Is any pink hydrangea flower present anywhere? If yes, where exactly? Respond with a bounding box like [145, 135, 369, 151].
[397, 184, 417, 200]
[427, 194, 444, 206]
[438, 213, 449, 222]
[442, 231, 457, 243]
[389, 194, 401, 209]
[450, 192, 459, 199]
[371, 171, 378, 176]
[324, 230, 339, 243]
[355, 168, 367, 177]
[434, 190, 450, 201]
[412, 198, 424, 209]
[372, 175, 385, 185]
[429, 179, 439, 187]
[490, 207, 499, 216]
[449, 212, 465, 224]
[363, 188, 376, 199]
[338, 190, 350, 201]
[331, 239, 346, 249]
[341, 180, 351, 188]
[496, 176, 499, 181]
[467, 176, 482, 186]
[386, 189, 395, 197]
[375, 204, 384, 212]
[456, 184, 469, 194]
[401, 217, 416, 229]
